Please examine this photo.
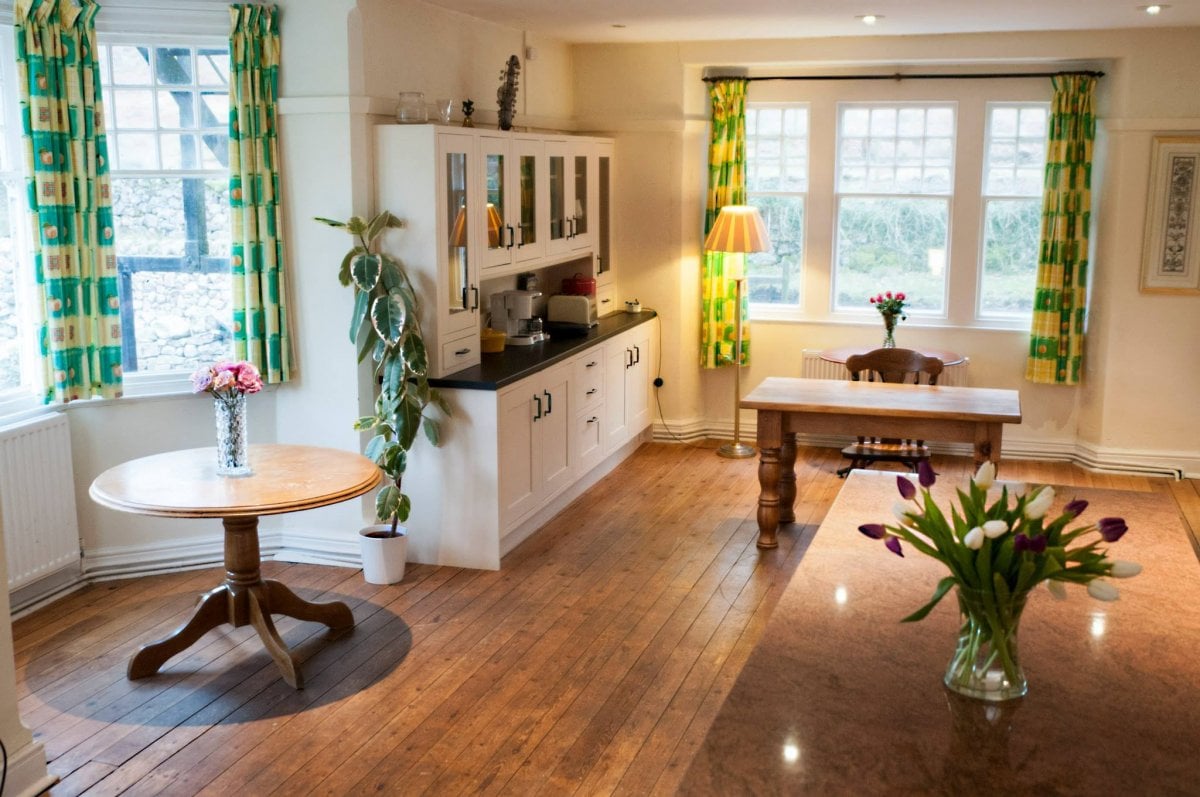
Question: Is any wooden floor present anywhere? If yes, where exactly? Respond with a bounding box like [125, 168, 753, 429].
[14, 443, 1197, 796]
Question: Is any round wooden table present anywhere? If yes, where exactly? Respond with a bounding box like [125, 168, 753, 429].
[90, 444, 381, 689]
[819, 345, 966, 367]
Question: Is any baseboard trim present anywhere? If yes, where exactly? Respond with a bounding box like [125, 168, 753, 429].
[3, 737, 56, 797]
[655, 418, 1195, 479]
[9, 564, 85, 615]
[274, 529, 362, 568]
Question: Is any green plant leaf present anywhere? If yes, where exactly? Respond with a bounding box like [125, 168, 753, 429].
[371, 293, 407, 346]
[423, 417, 440, 446]
[349, 289, 370, 344]
[351, 253, 382, 292]
[346, 215, 368, 235]
[366, 211, 393, 245]
[380, 255, 404, 292]
[364, 433, 388, 463]
[403, 332, 428, 374]
[383, 352, 404, 399]
[431, 389, 452, 417]
[901, 576, 958, 622]
[313, 216, 347, 228]
[376, 485, 401, 521]
[353, 415, 379, 431]
[396, 493, 412, 523]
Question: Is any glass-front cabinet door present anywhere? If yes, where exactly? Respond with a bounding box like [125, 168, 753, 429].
[596, 142, 613, 283]
[547, 140, 593, 255]
[512, 137, 545, 264]
[572, 154, 589, 241]
[548, 145, 567, 250]
[479, 135, 511, 270]
[438, 133, 478, 335]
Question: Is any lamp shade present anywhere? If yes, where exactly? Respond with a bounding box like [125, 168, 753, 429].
[486, 202, 504, 247]
[703, 205, 771, 254]
[450, 204, 468, 247]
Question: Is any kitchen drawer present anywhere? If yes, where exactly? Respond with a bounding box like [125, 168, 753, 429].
[596, 285, 617, 317]
[570, 409, 605, 475]
[441, 333, 480, 374]
[572, 352, 604, 411]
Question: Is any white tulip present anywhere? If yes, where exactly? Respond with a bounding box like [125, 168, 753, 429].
[982, 519, 1009, 538]
[973, 461, 996, 489]
[1024, 486, 1056, 520]
[1046, 580, 1069, 601]
[1009, 482, 1028, 498]
[1110, 560, 1143, 578]
[963, 526, 984, 550]
[1087, 580, 1120, 601]
[893, 501, 917, 528]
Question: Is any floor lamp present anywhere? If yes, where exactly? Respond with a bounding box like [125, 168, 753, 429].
[704, 205, 772, 459]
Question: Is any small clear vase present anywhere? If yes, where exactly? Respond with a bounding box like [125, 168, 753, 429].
[882, 312, 897, 348]
[944, 586, 1027, 702]
[214, 392, 252, 477]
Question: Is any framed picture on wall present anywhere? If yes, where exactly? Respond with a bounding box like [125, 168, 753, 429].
[1140, 135, 1200, 294]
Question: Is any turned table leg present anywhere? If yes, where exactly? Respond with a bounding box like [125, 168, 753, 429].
[778, 433, 797, 525]
[755, 411, 784, 549]
[127, 514, 354, 689]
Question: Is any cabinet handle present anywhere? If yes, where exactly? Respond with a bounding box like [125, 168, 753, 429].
[633, 345, 641, 365]
[470, 285, 480, 310]
[625, 349, 633, 369]
[600, 298, 612, 305]
[586, 388, 597, 396]
[506, 224, 515, 250]
[543, 389, 553, 414]
[454, 347, 471, 356]
[462, 286, 468, 309]
[567, 217, 575, 239]
[587, 416, 598, 424]
[585, 360, 597, 368]
[534, 395, 542, 421]
[517, 225, 526, 248]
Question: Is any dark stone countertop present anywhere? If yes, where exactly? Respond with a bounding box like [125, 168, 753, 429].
[430, 309, 657, 390]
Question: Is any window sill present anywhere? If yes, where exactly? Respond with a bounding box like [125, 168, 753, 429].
[748, 311, 1032, 333]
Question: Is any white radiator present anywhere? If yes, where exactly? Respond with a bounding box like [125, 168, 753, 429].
[1, 413, 80, 592]
[801, 349, 970, 387]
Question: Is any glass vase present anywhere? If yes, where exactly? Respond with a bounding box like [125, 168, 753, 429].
[214, 392, 252, 477]
[882, 312, 897, 348]
[944, 586, 1027, 702]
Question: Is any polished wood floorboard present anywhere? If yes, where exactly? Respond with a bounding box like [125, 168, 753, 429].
[14, 443, 1184, 796]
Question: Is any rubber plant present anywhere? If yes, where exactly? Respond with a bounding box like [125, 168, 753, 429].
[315, 211, 449, 536]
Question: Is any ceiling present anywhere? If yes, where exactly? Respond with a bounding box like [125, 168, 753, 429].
[421, 0, 1200, 44]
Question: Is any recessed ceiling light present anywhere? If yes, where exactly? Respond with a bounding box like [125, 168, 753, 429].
[857, 14, 883, 25]
[1140, 4, 1169, 13]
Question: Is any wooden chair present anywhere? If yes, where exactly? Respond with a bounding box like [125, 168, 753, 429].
[836, 348, 945, 478]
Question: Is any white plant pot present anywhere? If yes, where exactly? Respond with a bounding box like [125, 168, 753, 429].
[359, 524, 408, 584]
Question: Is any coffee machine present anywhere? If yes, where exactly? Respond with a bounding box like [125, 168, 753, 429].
[489, 289, 549, 346]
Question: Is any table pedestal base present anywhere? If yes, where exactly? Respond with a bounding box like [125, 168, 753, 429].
[127, 516, 353, 689]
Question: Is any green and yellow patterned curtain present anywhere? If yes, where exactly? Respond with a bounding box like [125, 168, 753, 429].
[15, 0, 121, 403]
[700, 79, 749, 369]
[1026, 75, 1096, 385]
[230, 4, 291, 382]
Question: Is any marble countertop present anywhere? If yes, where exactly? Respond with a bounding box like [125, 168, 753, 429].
[681, 470, 1200, 794]
[430, 309, 656, 390]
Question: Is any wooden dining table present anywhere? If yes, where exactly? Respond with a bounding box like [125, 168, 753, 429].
[89, 444, 381, 689]
[742, 377, 1022, 548]
[682, 470, 1200, 794]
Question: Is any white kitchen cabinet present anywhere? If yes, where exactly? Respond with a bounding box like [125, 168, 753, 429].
[479, 134, 546, 272]
[499, 362, 572, 530]
[377, 127, 613, 378]
[546, 140, 594, 256]
[595, 141, 614, 286]
[603, 323, 653, 455]
[400, 317, 657, 572]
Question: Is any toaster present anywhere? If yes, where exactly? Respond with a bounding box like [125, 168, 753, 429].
[547, 294, 598, 327]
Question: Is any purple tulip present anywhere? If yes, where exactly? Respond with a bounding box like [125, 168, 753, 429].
[1064, 498, 1088, 518]
[918, 460, 937, 488]
[885, 536, 904, 557]
[1013, 533, 1047, 554]
[858, 523, 887, 540]
[1098, 517, 1128, 543]
[896, 476, 916, 500]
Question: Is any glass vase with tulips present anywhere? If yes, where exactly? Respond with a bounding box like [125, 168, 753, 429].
[858, 461, 1140, 701]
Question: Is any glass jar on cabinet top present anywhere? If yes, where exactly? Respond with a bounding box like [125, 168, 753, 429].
[395, 91, 428, 123]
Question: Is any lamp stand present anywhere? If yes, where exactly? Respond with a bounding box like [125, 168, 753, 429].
[717, 276, 755, 459]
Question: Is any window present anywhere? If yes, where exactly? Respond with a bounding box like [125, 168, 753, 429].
[834, 103, 956, 314]
[0, 37, 39, 410]
[100, 42, 232, 375]
[745, 105, 808, 308]
[979, 103, 1049, 316]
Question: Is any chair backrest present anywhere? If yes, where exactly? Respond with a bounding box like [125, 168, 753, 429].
[845, 348, 944, 385]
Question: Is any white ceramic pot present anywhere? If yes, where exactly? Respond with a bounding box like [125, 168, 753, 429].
[359, 524, 408, 584]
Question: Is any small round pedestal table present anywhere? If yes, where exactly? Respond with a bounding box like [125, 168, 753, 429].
[89, 444, 381, 689]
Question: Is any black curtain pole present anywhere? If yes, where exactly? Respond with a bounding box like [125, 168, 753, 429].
[701, 70, 1104, 83]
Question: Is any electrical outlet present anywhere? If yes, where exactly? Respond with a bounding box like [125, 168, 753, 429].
[653, 377, 664, 388]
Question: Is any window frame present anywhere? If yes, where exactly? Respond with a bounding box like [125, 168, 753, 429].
[831, 101, 958, 319]
[97, 33, 233, 394]
[976, 100, 1051, 324]
[744, 102, 810, 320]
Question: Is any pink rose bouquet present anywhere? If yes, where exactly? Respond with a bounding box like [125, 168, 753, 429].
[191, 360, 263, 403]
[869, 290, 907, 319]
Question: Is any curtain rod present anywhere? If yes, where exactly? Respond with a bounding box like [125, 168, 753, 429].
[702, 70, 1104, 83]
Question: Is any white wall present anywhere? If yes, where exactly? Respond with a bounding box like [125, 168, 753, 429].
[573, 27, 1200, 475]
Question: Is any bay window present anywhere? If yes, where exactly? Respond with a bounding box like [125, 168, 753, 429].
[745, 105, 808, 310]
